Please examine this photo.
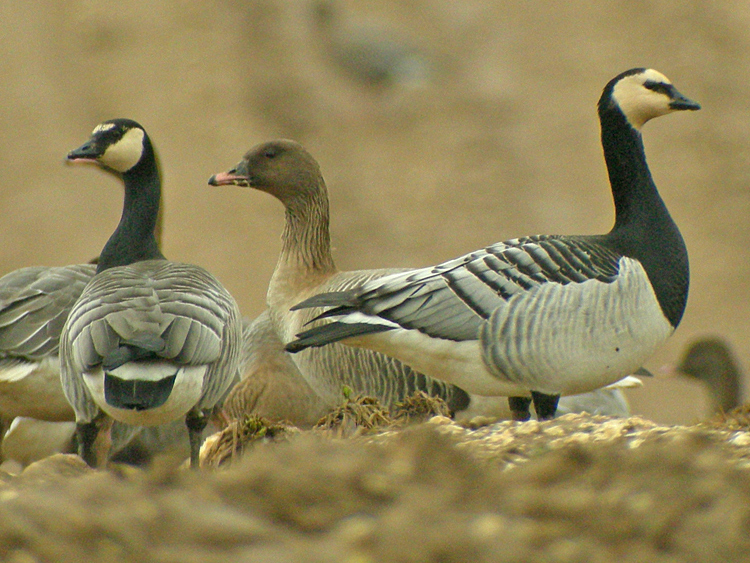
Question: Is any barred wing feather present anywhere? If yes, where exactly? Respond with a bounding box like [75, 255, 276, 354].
[65, 261, 236, 373]
[302, 236, 621, 343]
[0, 264, 96, 359]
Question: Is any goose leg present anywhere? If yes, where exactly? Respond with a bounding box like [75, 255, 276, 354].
[75, 412, 111, 467]
[185, 409, 209, 469]
[531, 391, 560, 420]
[508, 396, 532, 421]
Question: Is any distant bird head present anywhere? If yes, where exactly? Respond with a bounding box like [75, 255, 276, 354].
[671, 337, 742, 414]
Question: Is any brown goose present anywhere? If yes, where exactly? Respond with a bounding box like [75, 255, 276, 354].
[209, 140, 476, 415]
[223, 311, 329, 427]
[671, 337, 742, 414]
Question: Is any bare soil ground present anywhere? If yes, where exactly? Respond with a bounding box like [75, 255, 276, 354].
[1, 1, 750, 560]
[4, 412, 750, 562]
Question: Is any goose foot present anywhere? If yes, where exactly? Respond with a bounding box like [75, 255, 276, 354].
[531, 392, 560, 420]
[75, 412, 112, 467]
[508, 396, 532, 421]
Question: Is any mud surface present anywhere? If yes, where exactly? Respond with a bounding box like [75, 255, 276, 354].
[4, 414, 750, 562]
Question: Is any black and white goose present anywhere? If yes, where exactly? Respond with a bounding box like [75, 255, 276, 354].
[61, 119, 242, 467]
[209, 138, 647, 423]
[0, 202, 165, 426]
[286, 68, 700, 419]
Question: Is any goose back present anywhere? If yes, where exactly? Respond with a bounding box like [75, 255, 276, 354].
[224, 311, 330, 427]
[62, 260, 242, 426]
[0, 264, 96, 420]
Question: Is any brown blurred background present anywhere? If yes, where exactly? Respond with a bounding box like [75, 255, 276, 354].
[1, 0, 746, 424]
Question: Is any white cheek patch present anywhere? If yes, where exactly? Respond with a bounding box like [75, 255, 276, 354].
[92, 122, 117, 135]
[612, 69, 674, 129]
[100, 127, 145, 173]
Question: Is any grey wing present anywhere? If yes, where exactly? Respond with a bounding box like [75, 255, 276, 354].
[59, 316, 99, 423]
[311, 235, 621, 342]
[149, 262, 242, 409]
[0, 264, 96, 359]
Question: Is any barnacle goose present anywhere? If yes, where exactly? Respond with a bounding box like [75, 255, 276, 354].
[285, 68, 700, 419]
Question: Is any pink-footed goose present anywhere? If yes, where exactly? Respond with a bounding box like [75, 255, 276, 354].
[209, 141, 472, 415]
[286, 68, 699, 419]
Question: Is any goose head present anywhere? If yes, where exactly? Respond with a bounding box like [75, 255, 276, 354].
[208, 139, 326, 206]
[675, 337, 742, 413]
[67, 118, 152, 175]
[601, 68, 701, 130]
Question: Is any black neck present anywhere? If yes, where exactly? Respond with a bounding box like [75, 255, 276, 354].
[601, 108, 665, 231]
[599, 103, 689, 328]
[96, 142, 165, 273]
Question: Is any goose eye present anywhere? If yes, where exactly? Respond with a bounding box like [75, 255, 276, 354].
[644, 81, 672, 96]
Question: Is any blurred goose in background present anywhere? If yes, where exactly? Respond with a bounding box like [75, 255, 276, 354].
[0, 264, 94, 423]
[62, 118, 242, 468]
[209, 138, 646, 422]
[667, 337, 743, 415]
[286, 68, 700, 420]
[311, 0, 432, 88]
[0, 417, 75, 468]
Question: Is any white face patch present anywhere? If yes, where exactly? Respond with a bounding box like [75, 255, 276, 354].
[92, 122, 116, 135]
[99, 127, 145, 173]
[612, 69, 675, 130]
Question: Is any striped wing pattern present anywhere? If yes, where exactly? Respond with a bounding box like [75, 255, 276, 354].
[0, 264, 96, 359]
[311, 235, 621, 342]
[276, 267, 471, 412]
[61, 260, 242, 419]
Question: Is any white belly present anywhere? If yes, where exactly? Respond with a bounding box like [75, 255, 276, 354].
[0, 356, 74, 420]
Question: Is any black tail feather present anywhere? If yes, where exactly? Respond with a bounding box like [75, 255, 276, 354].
[104, 372, 177, 411]
[290, 290, 358, 312]
[285, 321, 393, 353]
